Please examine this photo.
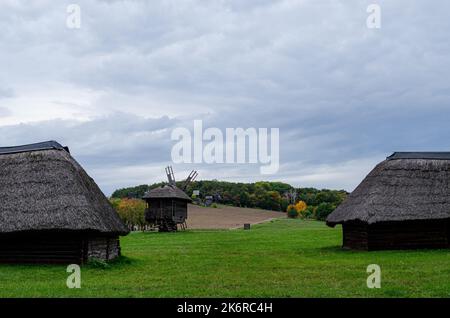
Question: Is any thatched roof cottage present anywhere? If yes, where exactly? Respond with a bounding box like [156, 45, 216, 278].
[0, 141, 129, 264]
[327, 152, 450, 250]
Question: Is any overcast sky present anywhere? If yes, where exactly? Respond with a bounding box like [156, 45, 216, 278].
[1, 0, 450, 195]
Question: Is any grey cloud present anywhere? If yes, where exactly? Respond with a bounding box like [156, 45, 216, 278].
[0, 86, 13, 116]
[1, 1, 450, 194]
[0, 112, 177, 166]
[0, 107, 11, 117]
[0, 87, 14, 99]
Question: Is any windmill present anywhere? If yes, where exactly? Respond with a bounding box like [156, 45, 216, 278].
[143, 166, 198, 232]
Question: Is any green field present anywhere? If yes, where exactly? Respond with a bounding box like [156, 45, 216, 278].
[0, 219, 449, 297]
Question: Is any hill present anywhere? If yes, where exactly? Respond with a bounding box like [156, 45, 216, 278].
[187, 204, 284, 229]
[111, 180, 348, 219]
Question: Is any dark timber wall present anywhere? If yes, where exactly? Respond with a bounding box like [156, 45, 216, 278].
[343, 219, 450, 250]
[0, 232, 121, 264]
[145, 198, 188, 223]
[342, 222, 368, 250]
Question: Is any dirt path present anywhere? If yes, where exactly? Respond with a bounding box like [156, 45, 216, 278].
[186, 204, 285, 230]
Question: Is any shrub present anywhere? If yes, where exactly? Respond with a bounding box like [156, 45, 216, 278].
[303, 206, 315, 219]
[287, 205, 299, 218]
[294, 201, 307, 212]
[315, 202, 336, 221]
[294, 201, 308, 218]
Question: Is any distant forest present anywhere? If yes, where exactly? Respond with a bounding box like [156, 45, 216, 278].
[111, 180, 348, 220]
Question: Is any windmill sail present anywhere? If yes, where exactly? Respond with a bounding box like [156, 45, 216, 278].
[165, 166, 176, 185]
[182, 170, 198, 191]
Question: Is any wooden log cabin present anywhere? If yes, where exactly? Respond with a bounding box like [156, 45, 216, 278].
[327, 152, 450, 250]
[143, 184, 192, 232]
[0, 141, 129, 264]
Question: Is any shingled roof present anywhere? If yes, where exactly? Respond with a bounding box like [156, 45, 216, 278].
[0, 141, 128, 235]
[327, 153, 450, 226]
[143, 185, 192, 201]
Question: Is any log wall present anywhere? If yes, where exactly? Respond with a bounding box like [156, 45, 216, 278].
[368, 220, 448, 250]
[343, 219, 450, 250]
[145, 198, 188, 224]
[342, 222, 368, 250]
[0, 234, 82, 264]
[0, 232, 121, 264]
[86, 236, 121, 261]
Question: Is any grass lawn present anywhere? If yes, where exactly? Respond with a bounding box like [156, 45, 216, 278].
[0, 219, 449, 297]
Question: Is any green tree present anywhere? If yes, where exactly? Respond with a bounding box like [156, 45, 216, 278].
[287, 205, 299, 218]
[315, 203, 336, 221]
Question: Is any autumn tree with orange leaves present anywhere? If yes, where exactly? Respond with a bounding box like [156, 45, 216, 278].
[110, 198, 146, 229]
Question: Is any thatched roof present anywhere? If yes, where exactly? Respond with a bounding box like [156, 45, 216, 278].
[327, 152, 450, 226]
[387, 152, 450, 160]
[0, 141, 128, 235]
[0, 140, 69, 155]
[143, 185, 192, 202]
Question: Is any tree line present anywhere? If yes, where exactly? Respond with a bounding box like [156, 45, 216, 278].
[111, 180, 348, 222]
